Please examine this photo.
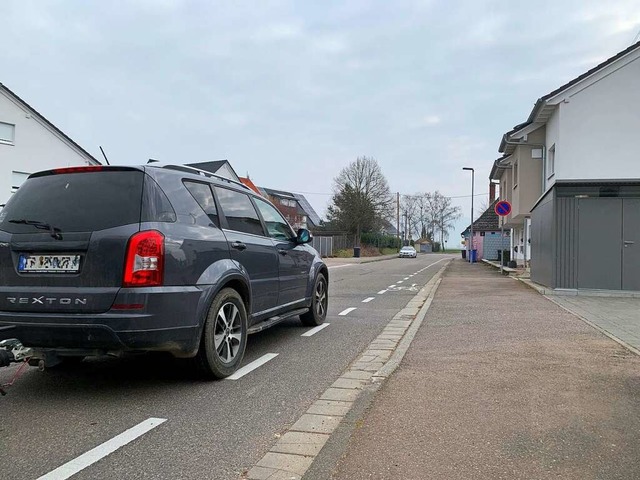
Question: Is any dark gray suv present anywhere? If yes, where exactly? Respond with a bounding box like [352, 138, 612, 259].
[0, 164, 328, 378]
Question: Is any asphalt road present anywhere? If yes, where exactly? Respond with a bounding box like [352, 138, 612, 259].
[0, 254, 453, 480]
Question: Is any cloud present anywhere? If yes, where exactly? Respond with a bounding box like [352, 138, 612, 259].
[252, 23, 304, 42]
[311, 34, 349, 54]
[410, 115, 442, 128]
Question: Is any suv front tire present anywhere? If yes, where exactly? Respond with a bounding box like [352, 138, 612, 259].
[300, 273, 328, 327]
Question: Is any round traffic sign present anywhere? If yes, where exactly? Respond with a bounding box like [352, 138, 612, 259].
[494, 200, 511, 216]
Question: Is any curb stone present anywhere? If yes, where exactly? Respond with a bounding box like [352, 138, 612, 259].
[242, 261, 451, 480]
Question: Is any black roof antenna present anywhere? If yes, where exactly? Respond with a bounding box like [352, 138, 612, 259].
[99, 146, 111, 165]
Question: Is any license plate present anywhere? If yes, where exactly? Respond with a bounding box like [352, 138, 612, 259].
[18, 254, 81, 273]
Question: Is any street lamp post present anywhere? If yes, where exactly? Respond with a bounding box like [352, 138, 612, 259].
[462, 167, 475, 263]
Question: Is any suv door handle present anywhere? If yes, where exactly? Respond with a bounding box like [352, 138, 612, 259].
[231, 241, 247, 251]
[278, 249, 288, 256]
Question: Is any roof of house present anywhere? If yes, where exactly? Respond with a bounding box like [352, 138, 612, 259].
[186, 160, 233, 175]
[259, 187, 322, 226]
[526, 40, 640, 123]
[462, 200, 501, 234]
[381, 219, 398, 235]
[238, 176, 262, 195]
[261, 187, 297, 200]
[0, 83, 101, 165]
[489, 154, 512, 180]
[499, 40, 640, 152]
[292, 193, 322, 226]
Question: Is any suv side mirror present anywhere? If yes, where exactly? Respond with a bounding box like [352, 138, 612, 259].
[296, 228, 312, 244]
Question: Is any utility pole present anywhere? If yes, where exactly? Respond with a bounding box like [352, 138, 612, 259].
[463, 167, 475, 262]
[396, 192, 400, 251]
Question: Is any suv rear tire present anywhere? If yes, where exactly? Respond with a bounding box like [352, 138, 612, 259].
[195, 288, 248, 379]
[300, 273, 328, 327]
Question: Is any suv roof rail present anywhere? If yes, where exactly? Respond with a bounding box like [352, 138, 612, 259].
[155, 164, 251, 191]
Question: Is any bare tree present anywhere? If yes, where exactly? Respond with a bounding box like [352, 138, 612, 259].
[400, 194, 422, 241]
[326, 156, 393, 246]
[476, 198, 491, 218]
[430, 191, 461, 248]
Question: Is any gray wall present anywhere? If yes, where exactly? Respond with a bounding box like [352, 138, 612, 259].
[482, 231, 510, 261]
[531, 191, 555, 287]
[555, 197, 579, 289]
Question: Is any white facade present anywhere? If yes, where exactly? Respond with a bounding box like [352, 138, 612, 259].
[543, 50, 640, 191]
[0, 85, 98, 204]
[216, 163, 241, 183]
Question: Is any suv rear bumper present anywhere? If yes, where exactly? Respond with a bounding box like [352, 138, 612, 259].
[0, 286, 207, 356]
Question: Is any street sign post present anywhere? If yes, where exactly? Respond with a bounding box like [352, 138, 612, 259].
[494, 200, 511, 274]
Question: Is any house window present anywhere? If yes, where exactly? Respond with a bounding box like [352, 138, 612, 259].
[11, 171, 30, 193]
[280, 198, 296, 208]
[0, 122, 15, 145]
[547, 145, 555, 179]
[512, 161, 518, 189]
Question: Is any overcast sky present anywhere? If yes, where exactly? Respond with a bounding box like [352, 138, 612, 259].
[2, 0, 639, 245]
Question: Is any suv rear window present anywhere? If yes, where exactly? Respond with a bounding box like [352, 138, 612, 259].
[0, 171, 144, 233]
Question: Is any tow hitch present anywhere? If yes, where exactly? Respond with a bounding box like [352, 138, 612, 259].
[0, 338, 33, 396]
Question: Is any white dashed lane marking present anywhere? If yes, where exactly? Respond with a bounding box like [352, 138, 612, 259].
[38, 418, 167, 480]
[338, 307, 357, 316]
[226, 353, 279, 380]
[377, 290, 387, 294]
[301, 323, 330, 337]
[362, 297, 375, 303]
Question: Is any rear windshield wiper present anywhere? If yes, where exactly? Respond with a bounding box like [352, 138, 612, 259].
[8, 219, 63, 240]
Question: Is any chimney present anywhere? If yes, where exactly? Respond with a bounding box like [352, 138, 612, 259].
[489, 182, 496, 203]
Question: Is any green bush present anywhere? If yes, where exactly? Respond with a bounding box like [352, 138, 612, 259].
[360, 232, 401, 249]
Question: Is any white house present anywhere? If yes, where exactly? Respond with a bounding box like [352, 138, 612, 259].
[492, 40, 640, 291]
[0, 83, 100, 204]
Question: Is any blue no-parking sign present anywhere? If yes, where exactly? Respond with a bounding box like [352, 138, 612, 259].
[494, 200, 512, 216]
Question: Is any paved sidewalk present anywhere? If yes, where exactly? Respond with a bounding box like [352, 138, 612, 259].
[549, 296, 640, 354]
[326, 260, 640, 479]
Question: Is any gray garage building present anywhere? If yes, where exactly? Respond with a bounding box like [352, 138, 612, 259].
[531, 182, 640, 291]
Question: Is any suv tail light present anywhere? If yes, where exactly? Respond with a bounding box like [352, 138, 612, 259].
[123, 230, 164, 287]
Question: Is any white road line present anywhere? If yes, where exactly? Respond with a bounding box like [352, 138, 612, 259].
[423, 258, 449, 269]
[301, 323, 330, 337]
[226, 353, 279, 380]
[388, 285, 396, 289]
[339, 307, 357, 316]
[377, 290, 387, 294]
[403, 277, 409, 280]
[37, 418, 167, 480]
[328, 264, 352, 269]
[362, 297, 375, 303]
[397, 280, 404, 284]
